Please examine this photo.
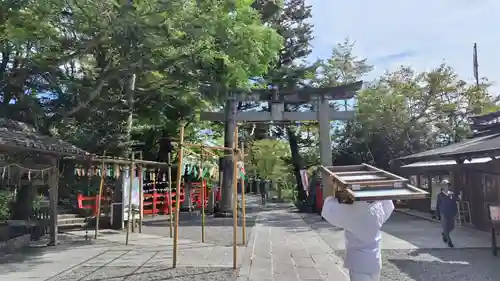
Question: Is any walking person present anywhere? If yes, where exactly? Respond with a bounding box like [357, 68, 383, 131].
[436, 179, 460, 247]
[321, 190, 394, 281]
[258, 178, 267, 206]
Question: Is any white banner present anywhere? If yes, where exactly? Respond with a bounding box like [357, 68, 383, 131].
[122, 175, 141, 221]
[299, 169, 309, 191]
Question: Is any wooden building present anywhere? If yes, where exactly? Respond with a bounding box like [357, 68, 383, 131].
[398, 111, 500, 231]
[0, 118, 91, 245]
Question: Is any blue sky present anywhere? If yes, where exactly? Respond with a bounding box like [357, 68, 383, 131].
[306, 0, 500, 93]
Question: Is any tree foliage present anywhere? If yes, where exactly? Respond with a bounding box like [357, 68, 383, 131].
[329, 50, 499, 169]
[0, 0, 282, 157]
[1, 0, 498, 212]
[247, 139, 290, 181]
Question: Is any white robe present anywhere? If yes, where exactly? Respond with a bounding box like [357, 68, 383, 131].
[321, 197, 394, 280]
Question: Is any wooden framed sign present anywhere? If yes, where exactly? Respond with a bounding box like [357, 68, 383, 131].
[320, 164, 429, 202]
[489, 205, 500, 223]
[488, 204, 500, 256]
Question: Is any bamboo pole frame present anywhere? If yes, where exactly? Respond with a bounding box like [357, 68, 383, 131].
[240, 141, 246, 245]
[138, 164, 143, 233]
[167, 152, 173, 238]
[125, 153, 135, 245]
[172, 123, 241, 269]
[182, 142, 240, 152]
[200, 149, 206, 243]
[173, 125, 185, 268]
[94, 157, 106, 239]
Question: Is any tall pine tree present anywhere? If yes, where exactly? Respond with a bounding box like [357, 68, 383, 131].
[262, 0, 314, 201]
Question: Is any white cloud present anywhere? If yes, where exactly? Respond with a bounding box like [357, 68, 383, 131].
[306, 0, 500, 92]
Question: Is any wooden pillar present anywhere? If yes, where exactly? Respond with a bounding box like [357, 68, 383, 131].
[48, 156, 59, 246]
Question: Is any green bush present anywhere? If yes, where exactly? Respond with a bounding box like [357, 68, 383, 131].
[0, 191, 14, 221]
[32, 194, 47, 211]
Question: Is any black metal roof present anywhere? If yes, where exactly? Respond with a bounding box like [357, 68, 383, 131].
[398, 133, 500, 161]
[442, 134, 500, 158]
[0, 118, 89, 157]
[470, 110, 500, 132]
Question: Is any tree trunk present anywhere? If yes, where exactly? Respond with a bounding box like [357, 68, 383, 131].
[287, 126, 306, 201]
[216, 97, 237, 217]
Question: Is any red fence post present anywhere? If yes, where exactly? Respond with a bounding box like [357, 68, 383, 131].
[152, 189, 157, 216]
[77, 193, 84, 209]
[315, 184, 323, 211]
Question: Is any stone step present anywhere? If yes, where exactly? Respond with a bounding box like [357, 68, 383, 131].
[57, 213, 81, 219]
[57, 208, 76, 215]
[58, 223, 86, 231]
[58, 217, 87, 226]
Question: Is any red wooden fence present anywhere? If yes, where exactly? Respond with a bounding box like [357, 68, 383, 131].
[76, 180, 221, 216]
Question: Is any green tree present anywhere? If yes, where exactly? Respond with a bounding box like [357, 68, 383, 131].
[299, 39, 373, 167]
[335, 64, 500, 169]
[247, 139, 291, 200]
[250, 0, 315, 202]
[1, 0, 282, 157]
[0, 0, 283, 215]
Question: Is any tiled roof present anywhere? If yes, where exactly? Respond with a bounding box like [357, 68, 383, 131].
[0, 118, 89, 156]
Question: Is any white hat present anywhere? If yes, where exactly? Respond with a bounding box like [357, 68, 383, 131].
[442, 179, 450, 185]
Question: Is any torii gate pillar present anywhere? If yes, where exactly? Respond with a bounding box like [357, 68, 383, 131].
[318, 94, 334, 196]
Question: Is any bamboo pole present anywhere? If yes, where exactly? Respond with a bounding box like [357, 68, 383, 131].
[152, 170, 157, 217]
[232, 126, 239, 269]
[167, 152, 173, 238]
[240, 141, 246, 245]
[173, 125, 185, 268]
[94, 157, 106, 239]
[125, 154, 135, 245]
[182, 142, 240, 152]
[200, 149, 206, 243]
[138, 164, 143, 233]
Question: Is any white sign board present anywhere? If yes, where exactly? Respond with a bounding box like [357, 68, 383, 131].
[490, 205, 500, 222]
[122, 175, 141, 221]
[299, 169, 309, 191]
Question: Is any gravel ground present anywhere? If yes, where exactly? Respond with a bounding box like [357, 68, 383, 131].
[142, 197, 263, 246]
[334, 248, 500, 281]
[142, 213, 256, 246]
[49, 266, 238, 281]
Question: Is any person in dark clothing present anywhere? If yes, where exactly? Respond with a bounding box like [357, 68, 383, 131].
[436, 180, 460, 247]
[258, 179, 267, 205]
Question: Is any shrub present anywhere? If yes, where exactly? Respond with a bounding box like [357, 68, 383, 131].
[0, 191, 14, 221]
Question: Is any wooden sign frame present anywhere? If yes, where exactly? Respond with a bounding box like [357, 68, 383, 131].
[320, 164, 428, 201]
[488, 204, 500, 256]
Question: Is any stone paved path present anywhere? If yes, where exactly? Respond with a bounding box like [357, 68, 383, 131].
[238, 204, 347, 281]
[0, 231, 246, 281]
[2, 199, 498, 281]
[303, 210, 498, 281]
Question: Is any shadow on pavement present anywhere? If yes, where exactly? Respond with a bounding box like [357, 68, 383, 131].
[0, 234, 103, 266]
[386, 248, 499, 281]
[75, 266, 237, 281]
[143, 213, 257, 228]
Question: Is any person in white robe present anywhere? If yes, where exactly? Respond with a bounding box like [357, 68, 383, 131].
[321, 195, 394, 281]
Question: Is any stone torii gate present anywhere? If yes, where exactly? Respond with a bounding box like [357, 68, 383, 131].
[201, 81, 363, 213]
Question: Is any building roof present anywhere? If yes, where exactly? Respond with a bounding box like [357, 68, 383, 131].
[0, 118, 90, 157]
[398, 133, 500, 161]
[400, 157, 493, 169]
[470, 110, 500, 132]
[442, 134, 500, 157]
